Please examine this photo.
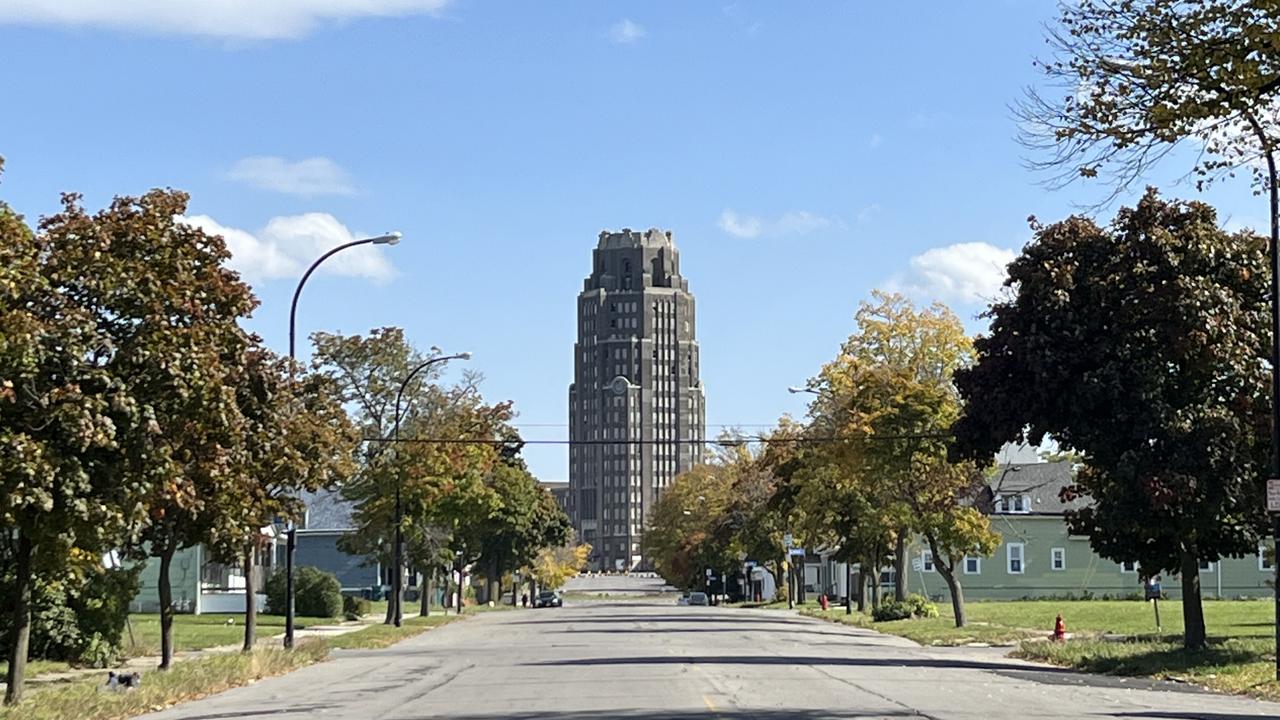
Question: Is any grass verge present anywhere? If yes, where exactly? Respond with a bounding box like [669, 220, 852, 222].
[327, 613, 462, 650]
[793, 599, 1280, 701]
[0, 641, 328, 720]
[1014, 637, 1279, 701]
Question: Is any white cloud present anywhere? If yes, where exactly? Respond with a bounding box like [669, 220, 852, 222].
[868, 133, 883, 149]
[892, 242, 1017, 305]
[718, 209, 837, 239]
[609, 18, 646, 44]
[180, 213, 397, 284]
[0, 0, 451, 40]
[717, 210, 764, 239]
[856, 204, 881, 224]
[227, 156, 355, 196]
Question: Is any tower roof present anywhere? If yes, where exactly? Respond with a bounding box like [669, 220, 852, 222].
[597, 227, 674, 250]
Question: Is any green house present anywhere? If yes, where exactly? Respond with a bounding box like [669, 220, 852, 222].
[902, 462, 1275, 601]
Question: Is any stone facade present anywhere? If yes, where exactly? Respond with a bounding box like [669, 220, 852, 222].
[567, 228, 706, 571]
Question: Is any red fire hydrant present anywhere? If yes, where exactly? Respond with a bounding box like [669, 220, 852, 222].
[819, 594, 830, 611]
[1051, 614, 1066, 642]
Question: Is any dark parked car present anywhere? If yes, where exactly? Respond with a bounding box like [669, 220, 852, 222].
[534, 590, 562, 608]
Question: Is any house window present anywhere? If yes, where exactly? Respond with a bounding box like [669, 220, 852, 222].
[1051, 547, 1066, 571]
[1120, 560, 1138, 573]
[1200, 560, 1216, 573]
[1007, 543, 1025, 574]
[922, 550, 935, 573]
[993, 495, 1004, 513]
[963, 556, 980, 574]
[1260, 544, 1275, 572]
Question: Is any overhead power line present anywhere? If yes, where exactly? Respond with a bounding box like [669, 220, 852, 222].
[360, 433, 952, 446]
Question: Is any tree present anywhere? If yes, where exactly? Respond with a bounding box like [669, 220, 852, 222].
[210, 348, 357, 651]
[48, 190, 265, 671]
[953, 191, 1271, 648]
[0, 205, 146, 699]
[802, 292, 993, 623]
[644, 461, 738, 591]
[1019, 1, 1280, 214]
[1020, 7, 1280, 613]
[528, 536, 592, 592]
[310, 328, 470, 623]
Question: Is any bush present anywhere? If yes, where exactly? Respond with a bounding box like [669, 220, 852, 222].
[0, 562, 139, 667]
[872, 593, 939, 622]
[342, 595, 371, 621]
[264, 566, 342, 618]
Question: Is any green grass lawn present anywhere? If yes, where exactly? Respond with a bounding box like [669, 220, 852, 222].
[123, 612, 338, 655]
[799, 599, 1279, 701]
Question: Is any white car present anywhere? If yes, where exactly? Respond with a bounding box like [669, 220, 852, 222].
[677, 594, 690, 606]
[688, 592, 709, 606]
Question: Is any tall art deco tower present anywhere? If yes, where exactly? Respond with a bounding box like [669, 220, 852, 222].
[567, 228, 706, 572]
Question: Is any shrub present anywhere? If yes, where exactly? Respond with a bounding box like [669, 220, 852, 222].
[872, 594, 939, 622]
[342, 595, 371, 621]
[265, 567, 342, 618]
[0, 562, 139, 667]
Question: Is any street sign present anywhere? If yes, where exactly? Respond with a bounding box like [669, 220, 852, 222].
[1269, 479, 1280, 512]
[788, 548, 805, 557]
[705, 568, 713, 577]
[911, 557, 923, 572]
[783, 533, 794, 548]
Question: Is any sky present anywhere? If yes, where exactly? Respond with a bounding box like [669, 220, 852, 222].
[0, 1, 1267, 482]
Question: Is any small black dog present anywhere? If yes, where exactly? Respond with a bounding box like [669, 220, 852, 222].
[105, 671, 142, 691]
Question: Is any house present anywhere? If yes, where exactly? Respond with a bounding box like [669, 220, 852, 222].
[291, 488, 386, 595]
[810, 461, 1275, 603]
[130, 532, 275, 614]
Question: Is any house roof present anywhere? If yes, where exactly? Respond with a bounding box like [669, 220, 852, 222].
[987, 461, 1085, 515]
[300, 488, 355, 531]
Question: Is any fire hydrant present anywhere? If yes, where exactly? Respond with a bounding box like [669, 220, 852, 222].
[1051, 614, 1066, 642]
[819, 594, 830, 611]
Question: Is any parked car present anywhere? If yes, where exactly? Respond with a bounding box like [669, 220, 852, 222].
[687, 591, 709, 606]
[534, 590, 562, 608]
[677, 593, 690, 606]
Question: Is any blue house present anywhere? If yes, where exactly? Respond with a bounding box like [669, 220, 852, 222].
[292, 488, 386, 595]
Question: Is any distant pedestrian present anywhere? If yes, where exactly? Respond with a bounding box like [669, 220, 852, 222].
[521, 593, 529, 608]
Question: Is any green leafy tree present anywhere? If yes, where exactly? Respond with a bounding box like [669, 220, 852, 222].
[310, 328, 469, 623]
[644, 461, 738, 591]
[953, 191, 1271, 648]
[53, 191, 265, 671]
[209, 347, 358, 651]
[803, 292, 993, 624]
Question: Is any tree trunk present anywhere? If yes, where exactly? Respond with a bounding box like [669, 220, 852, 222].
[926, 538, 966, 628]
[424, 569, 434, 617]
[844, 561, 854, 615]
[456, 561, 464, 614]
[3, 531, 33, 706]
[157, 543, 176, 670]
[894, 534, 908, 601]
[383, 560, 396, 625]
[1180, 549, 1207, 649]
[487, 555, 501, 605]
[242, 545, 257, 652]
[856, 569, 867, 613]
[869, 550, 882, 608]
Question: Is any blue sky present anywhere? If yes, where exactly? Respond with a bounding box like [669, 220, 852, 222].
[0, 1, 1265, 481]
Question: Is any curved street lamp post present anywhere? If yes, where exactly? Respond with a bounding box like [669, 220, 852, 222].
[389, 352, 472, 627]
[284, 231, 402, 649]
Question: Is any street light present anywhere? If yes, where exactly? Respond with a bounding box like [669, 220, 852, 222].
[389, 352, 472, 627]
[788, 386, 819, 395]
[284, 232, 403, 649]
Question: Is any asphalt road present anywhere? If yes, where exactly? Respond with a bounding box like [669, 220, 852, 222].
[140, 601, 1280, 719]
